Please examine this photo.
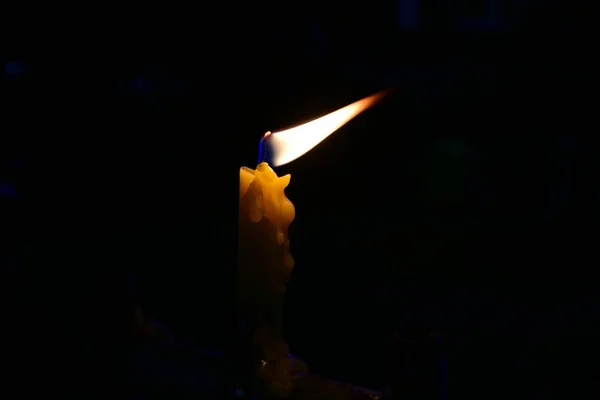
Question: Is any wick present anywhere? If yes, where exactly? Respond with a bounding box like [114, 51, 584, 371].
[257, 131, 271, 164]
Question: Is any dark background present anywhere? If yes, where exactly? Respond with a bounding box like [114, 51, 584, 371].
[3, 0, 599, 397]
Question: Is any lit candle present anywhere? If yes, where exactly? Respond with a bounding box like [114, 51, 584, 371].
[238, 91, 389, 397]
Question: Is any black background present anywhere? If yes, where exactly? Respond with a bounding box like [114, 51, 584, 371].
[3, 0, 599, 396]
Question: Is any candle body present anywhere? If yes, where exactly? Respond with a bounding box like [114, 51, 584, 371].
[238, 162, 296, 397]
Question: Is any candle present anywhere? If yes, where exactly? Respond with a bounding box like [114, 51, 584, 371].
[238, 90, 389, 397]
[238, 162, 295, 303]
[238, 162, 296, 397]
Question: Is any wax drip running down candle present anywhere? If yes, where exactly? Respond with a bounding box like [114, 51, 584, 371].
[238, 90, 391, 398]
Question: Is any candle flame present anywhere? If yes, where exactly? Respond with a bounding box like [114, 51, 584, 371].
[265, 90, 390, 167]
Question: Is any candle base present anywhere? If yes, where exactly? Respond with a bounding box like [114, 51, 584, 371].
[256, 351, 309, 398]
[243, 322, 308, 399]
[237, 315, 308, 398]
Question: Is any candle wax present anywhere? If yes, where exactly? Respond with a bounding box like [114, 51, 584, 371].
[239, 162, 295, 301]
[238, 162, 296, 397]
